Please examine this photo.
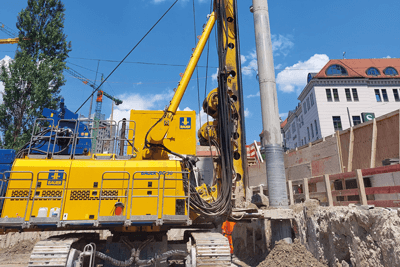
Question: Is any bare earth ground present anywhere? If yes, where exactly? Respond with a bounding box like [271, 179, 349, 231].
[0, 240, 36, 267]
[0, 238, 325, 267]
[257, 239, 327, 267]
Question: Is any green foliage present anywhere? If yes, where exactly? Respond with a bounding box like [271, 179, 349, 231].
[0, 0, 71, 150]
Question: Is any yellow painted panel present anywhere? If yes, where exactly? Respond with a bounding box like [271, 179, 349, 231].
[128, 110, 196, 157]
[8, 159, 72, 189]
[2, 189, 64, 219]
[125, 160, 180, 189]
[130, 189, 159, 216]
[62, 189, 129, 221]
[68, 160, 126, 188]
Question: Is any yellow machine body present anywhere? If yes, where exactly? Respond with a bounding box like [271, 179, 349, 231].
[1, 158, 187, 222]
[128, 110, 196, 159]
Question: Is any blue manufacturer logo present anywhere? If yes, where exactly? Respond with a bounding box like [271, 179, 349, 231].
[141, 172, 157, 175]
[47, 170, 64, 186]
[180, 117, 191, 129]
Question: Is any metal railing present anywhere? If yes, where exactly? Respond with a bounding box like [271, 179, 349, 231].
[161, 171, 190, 223]
[52, 119, 78, 158]
[116, 120, 136, 157]
[0, 171, 34, 221]
[97, 171, 130, 221]
[28, 118, 55, 158]
[29, 171, 67, 223]
[129, 171, 161, 222]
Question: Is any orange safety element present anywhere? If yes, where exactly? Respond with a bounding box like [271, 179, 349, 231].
[96, 90, 104, 102]
[222, 221, 236, 254]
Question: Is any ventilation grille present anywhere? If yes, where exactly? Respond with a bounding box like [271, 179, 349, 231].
[69, 190, 118, 201]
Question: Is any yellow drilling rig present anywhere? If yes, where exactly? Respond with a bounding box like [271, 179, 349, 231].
[0, 0, 251, 266]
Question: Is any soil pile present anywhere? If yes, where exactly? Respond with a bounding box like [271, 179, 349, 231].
[293, 204, 400, 266]
[0, 240, 36, 256]
[258, 239, 327, 267]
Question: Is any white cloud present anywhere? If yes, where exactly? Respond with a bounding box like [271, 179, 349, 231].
[244, 108, 251, 118]
[111, 90, 174, 123]
[242, 51, 258, 76]
[384, 55, 391, 58]
[0, 56, 13, 103]
[211, 68, 219, 82]
[0, 56, 12, 69]
[240, 55, 247, 64]
[242, 34, 293, 77]
[246, 91, 260, 98]
[276, 54, 329, 94]
[271, 34, 294, 57]
[279, 112, 288, 119]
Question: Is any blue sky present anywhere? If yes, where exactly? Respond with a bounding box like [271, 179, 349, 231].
[1, 0, 400, 144]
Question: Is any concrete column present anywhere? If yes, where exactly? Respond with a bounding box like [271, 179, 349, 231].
[252, 0, 291, 244]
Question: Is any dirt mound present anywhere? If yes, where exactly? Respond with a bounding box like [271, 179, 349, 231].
[0, 240, 36, 256]
[257, 239, 327, 267]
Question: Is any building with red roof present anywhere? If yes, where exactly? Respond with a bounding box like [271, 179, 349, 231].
[283, 58, 400, 150]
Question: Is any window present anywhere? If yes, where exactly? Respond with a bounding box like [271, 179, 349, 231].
[314, 120, 318, 135]
[366, 67, 380, 76]
[304, 137, 306, 144]
[375, 89, 382, 102]
[310, 93, 314, 106]
[345, 89, 352, 101]
[326, 64, 348, 76]
[384, 67, 398, 76]
[307, 127, 310, 141]
[352, 116, 361, 126]
[301, 115, 304, 126]
[382, 89, 389, 102]
[352, 88, 359, 101]
[326, 89, 332, 102]
[333, 89, 339, 101]
[306, 98, 311, 111]
[301, 140, 303, 146]
[292, 122, 296, 133]
[393, 89, 400, 102]
[332, 116, 342, 131]
[311, 123, 314, 138]
[303, 103, 307, 114]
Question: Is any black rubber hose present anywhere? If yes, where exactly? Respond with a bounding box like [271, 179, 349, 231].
[94, 248, 136, 267]
[136, 250, 188, 266]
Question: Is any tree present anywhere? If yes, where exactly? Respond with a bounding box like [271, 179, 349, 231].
[0, 0, 71, 150]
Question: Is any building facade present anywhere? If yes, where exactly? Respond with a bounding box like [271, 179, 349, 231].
[283, 58, 400, 151]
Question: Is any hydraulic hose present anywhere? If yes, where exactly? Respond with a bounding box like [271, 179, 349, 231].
[94, 249, 136, 267]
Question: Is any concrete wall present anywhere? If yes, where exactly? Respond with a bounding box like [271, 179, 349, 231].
[369, 172, 400, 200]
[248, 162, 267, 187]
[340, 110, 399, 171]
[284, 135, 341, 181]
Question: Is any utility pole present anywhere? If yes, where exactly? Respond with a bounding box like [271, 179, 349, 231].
[251, 0, 292, 243]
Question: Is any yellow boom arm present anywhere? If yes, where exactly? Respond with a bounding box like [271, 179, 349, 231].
[148, 12, 216, 145]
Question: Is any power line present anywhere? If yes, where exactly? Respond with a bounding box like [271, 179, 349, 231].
[66, 74, 211, 85]
[75, 0, 180, 113]
[68, 56, 322, 72]
[69, 56, 219, 69]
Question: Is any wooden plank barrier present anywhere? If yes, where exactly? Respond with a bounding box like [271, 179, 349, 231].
[288, 164, 400, 207]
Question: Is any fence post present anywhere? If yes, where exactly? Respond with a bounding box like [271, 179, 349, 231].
[303, 178, 310, 201]
[370, 119, 377, 168]
[348, 127, 354, 172]
[288, 180, 294, 206]
[356, 169, 368, 205]
[324, 174, 334, 206]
